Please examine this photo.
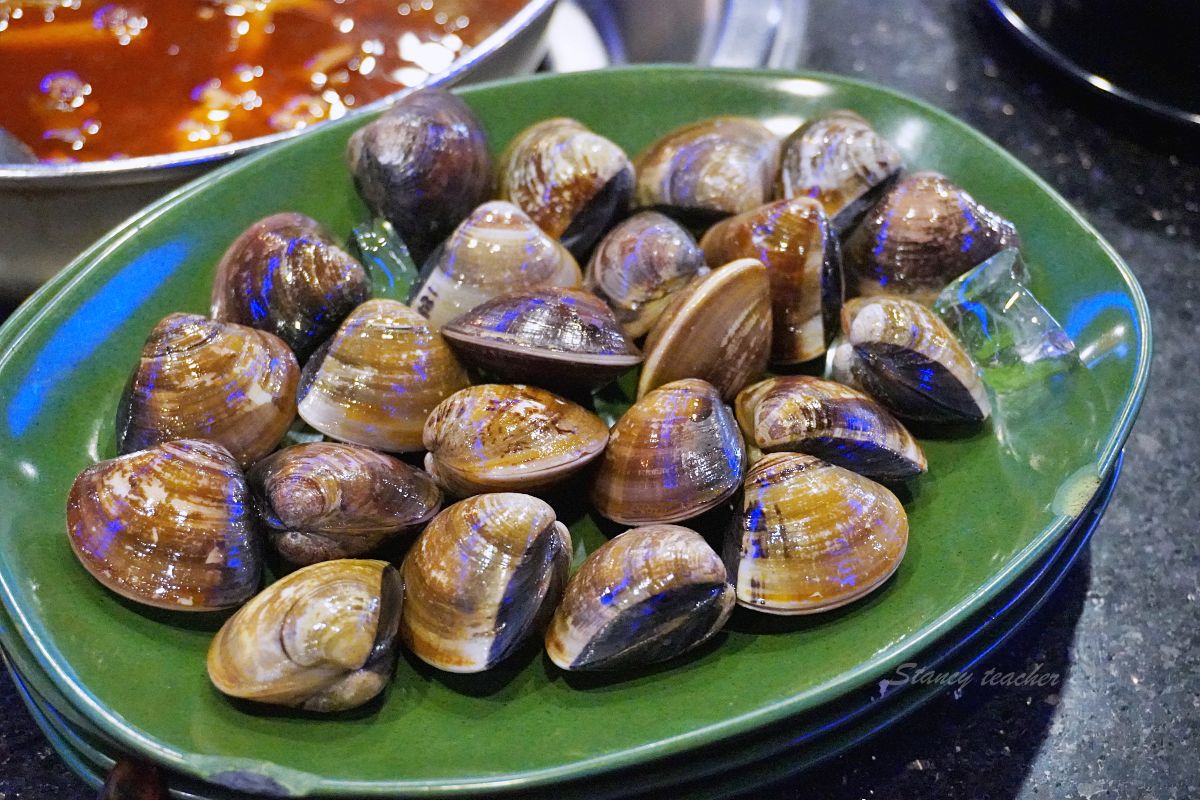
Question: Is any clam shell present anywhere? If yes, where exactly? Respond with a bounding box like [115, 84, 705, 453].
[441, 288, 641, 395]
[700, 198, 843, 364]
[727, 453, 908, 614]
[545, 525, 734, 671]
[843, 171, 1020, 303]
[66, 440, 261, 611]
[423, 384, 609, 497]
[249, 443, 442, 566]
[410, 201, 583, 330]
[346, 88, 491, 262]
[842, 296, 991, 424]
[207, 559, 402, 712]
[735, 376, 926, 481]
[776, 111, 903, 233]
[210, 212, 370, 362]
[298, 299, 469, 452]
[584, 211, 709, 339]
[401, 493, 571, 673]
[634, 116, 781, 225]
[591, 378, 745, 525]
[638, 258, 772, 401]
[497, 118, 634, 259]
[116, 314, 299, 467]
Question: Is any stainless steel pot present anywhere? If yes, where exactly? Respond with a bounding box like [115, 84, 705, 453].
[0, 0, 558, 293]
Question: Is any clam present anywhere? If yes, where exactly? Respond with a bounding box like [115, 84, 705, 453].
[207, 559, 402, 712]
[440, 288, 641, 394]
[634, 116, 781, 225]
[66, 440, 260, 611]
[545, 525, 734, 671]
[735, 376, 926, 481]
[776, 111, 903, 233]
[591, 378, 745, 525]
[638, 258, 772, 401]
[298, 299, 469, 452]
[726, 453, 908, 614]
[843, 171, 1020, 302]
[401, 493, 570, 673]
[497, 118, 634, 259]
[700, 198, 843, 364]
[423, 384, 609, 497]
[842, 296, 991, 424]
[409, 201, 583, 330]
[584, 211, 708, 339]
[116, 314, 299, 467]
[346, 88, 491, 262]
[211, 213, 370, 362]
[249, 443, 442, 566]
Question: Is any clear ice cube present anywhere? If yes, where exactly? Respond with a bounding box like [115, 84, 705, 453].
[350, 218, 420, 302]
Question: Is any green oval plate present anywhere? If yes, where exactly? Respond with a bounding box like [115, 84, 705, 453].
[0, 67, 1150, 797]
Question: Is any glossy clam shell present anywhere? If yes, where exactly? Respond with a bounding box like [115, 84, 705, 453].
[776, 110, 903, 233]
[116, 314, 299, 467]
[638, 258, 772, 401]
[441, 288, 641, 394]
[297, 299, 469, 452]
[410, 201, 584, 330]
[735, 376, 926, 481]
[423, 384, 609, 497]
[210, 212, 370, 362]
[66, 440, 260, 612]
[346, 88, 491, 262]
[545, 525, 735, 671]
[634, 116, 781, 224]
[701, 198, 843, 364]
[207, 559, 402, 712]
[591, 378, 745, 525]
[584, 211, 709, 339]
[843, 171, 1020, 302]
[842, 296, 991, 424]
[249, 443, 442, 566]
[497, 118, 634, 259]
[726, 453, 908, 614]
[401, 493, 571, 673]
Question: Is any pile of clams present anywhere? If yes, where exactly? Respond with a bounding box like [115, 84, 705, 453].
[65, 87, 1014, 713]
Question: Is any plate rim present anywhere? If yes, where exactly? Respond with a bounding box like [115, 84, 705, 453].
[0, 65, 1153, 795]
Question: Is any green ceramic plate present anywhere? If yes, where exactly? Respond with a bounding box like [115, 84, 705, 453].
[0, 67, 1149, 797]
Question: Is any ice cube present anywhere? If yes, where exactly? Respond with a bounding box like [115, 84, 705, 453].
[350, 218, 420, 302]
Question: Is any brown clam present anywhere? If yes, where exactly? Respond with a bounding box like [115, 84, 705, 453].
[726, 453, 908, 614]
[776, 110, 903, 233]
[346, 88, 491, 262]
[297, 299, 469, 452]
[638, 258, 772, 401]
[207, 559, 402, 712]
[701, 197, 843, 364]
[249, 443, 442, 566]
[210, 212, 371, 362]
[841, 296, 991, 424]
[410, 201, 583, 330]
[497, 118, 634, 259]
[116, 314, 299, 467]
[584, 211, 709, 339]
[735, 376, 926, 481]
[423, 384, 609, 497]
[440, 288, 641, 395]
[545, 525, 735, 671]
[66, 439, 260, 611]
[591, 378, 745, 525]
[401, 493, 571, 673]
[634, 116, 781, 225]
[843, 171, 1020, 303]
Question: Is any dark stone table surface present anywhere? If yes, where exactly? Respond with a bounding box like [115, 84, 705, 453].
[1, 1, 1197, 797]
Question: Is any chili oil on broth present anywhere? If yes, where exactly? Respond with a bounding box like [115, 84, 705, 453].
[0, 0, 528, 162]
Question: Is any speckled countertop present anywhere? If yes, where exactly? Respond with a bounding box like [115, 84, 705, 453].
[1, 1, 1197, 798]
